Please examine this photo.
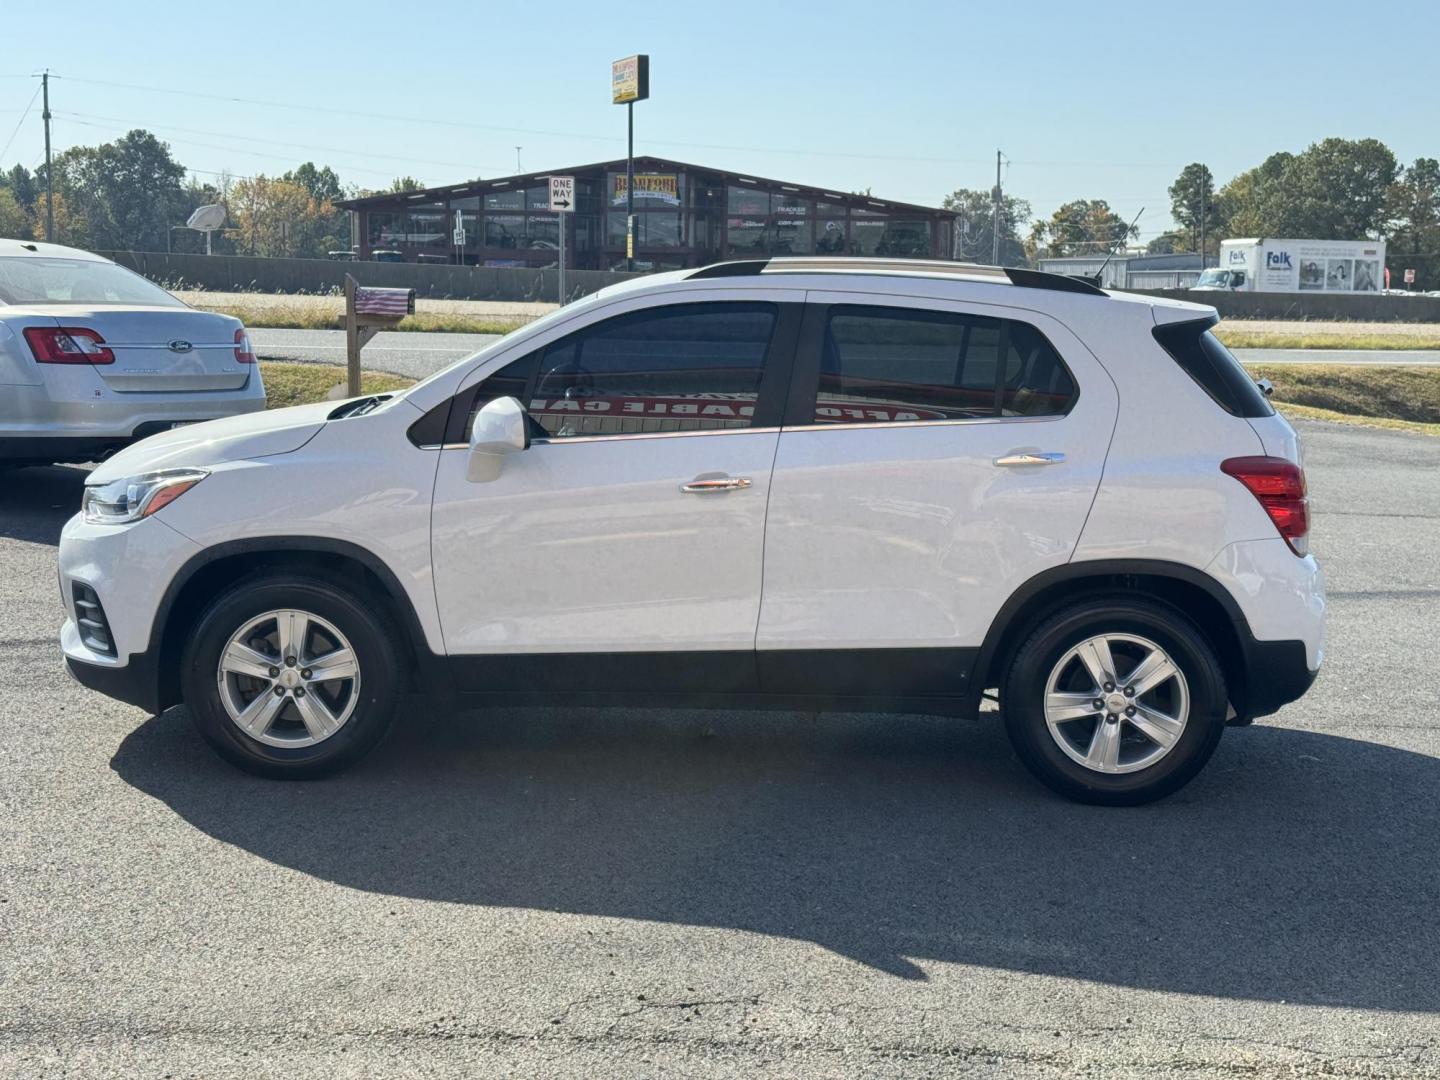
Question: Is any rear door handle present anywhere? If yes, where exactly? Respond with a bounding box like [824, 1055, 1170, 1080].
[681, 475, 753, 494]
[994, 451, 1066, 467]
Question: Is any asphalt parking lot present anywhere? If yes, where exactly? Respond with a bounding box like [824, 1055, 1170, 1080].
[2, 420, 1438, 1077]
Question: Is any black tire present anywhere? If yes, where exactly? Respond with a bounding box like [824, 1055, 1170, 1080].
[181, 572, 402, 779]
[1001, 595, 1227, 806]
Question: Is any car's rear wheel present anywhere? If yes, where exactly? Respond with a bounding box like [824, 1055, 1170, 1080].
[181, 573, 401, 778]
[1001, 597, 1227, 805]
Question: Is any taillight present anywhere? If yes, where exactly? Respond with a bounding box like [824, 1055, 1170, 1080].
[23, 326, 116, 365]
[233, 327, 256, 364]
[1221, 455, 1309, 555]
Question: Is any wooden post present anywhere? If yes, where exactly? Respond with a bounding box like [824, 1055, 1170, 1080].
[344, 273, 362, 398]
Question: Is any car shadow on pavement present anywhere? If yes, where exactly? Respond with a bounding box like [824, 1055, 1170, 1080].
[111, 703, 1440, 1012]
[0, 464, 88, 545]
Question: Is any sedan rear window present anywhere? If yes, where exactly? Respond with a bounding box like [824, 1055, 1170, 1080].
[0, 257, 185, 307]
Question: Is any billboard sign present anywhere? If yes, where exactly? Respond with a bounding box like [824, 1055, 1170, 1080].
[611, 173, 679, 205]
[612, 54, 650, 104]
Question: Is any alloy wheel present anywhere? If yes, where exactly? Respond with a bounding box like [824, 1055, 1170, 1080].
[1042, 632, 1190, 775]
[215, 609, 361, 748]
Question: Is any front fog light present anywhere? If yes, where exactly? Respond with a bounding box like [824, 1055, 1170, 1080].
[82, 469, 209, 525]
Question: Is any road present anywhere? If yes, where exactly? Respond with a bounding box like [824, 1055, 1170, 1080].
[247, 327, 1440, 379]
[2, 420, 1439, 1077]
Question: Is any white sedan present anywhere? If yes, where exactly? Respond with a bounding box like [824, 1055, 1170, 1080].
[0, 239, 265, 466]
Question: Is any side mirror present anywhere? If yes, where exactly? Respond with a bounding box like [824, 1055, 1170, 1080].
[1255, 378, 1275, 398]
[467, 396, 529, 482]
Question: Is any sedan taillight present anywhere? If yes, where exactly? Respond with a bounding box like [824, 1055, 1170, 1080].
[1221, 456, 1310, 555]
[23, 326, 116, 365]
[233, 328, 256, 364]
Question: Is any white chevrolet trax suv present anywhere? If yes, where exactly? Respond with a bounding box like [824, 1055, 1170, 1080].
[57, 259, 1324, 805]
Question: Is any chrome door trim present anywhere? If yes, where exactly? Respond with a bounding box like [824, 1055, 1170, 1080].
[421, 416, 1062, 451]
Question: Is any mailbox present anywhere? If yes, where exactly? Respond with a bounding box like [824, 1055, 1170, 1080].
[353, 286, 415, 321]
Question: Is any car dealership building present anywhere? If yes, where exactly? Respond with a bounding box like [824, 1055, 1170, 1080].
[336, 156, 959, 272]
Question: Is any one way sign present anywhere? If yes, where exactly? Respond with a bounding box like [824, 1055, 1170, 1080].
[549, 175, 575, 213]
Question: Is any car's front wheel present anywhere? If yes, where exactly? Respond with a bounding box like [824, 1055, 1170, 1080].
[181, 573, 402, 778]
[1001, 597, 1227, 805]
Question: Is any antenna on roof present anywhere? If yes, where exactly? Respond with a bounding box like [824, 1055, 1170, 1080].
[1089, 206, 1144, 288]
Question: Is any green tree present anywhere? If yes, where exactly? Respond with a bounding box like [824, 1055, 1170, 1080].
[1215, 152, 1293, 237]
[1145, 231, 1188, 255]
[226, 175, 341, 258]
[0, 164, 38, 214]
[1168, 163, 1221, 254]
[1385, 157, 1440, 289]
[388, 176, 424, 193]
[283, 162, 344, 204]
[942, 187, 1032, 266]
[281, 163, 349, 255]
[1026, 199, 1136, 259]
[45, 129, 188, 250]
[1218, 139, 1397, 240]
[0, 188, 31, 239]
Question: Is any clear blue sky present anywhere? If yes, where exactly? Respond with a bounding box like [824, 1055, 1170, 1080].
[1, 0, 1435, 241]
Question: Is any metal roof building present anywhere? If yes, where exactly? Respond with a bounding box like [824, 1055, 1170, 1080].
[336, 156, 958, 272]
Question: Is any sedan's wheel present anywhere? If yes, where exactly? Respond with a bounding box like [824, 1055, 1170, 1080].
[182, 574, 401, 779]
[1002, 597, 1226, 805]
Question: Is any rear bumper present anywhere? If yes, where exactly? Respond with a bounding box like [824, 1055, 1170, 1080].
[1235, 637, 1318, 722]
[0, 377, 266, 461]
[2, 410, 265, 464]
[1206, 538, 1324, 723]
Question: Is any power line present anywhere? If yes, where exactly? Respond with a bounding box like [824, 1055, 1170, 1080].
[57, 116, 451, 182]
[56, 73, 1194, 172]
[55, 109, 503, 175]
[0, 82, 41, 164]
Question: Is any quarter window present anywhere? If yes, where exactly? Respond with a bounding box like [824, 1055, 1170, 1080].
[812, 306, 1075, 424]
[530, 303, 777, 438]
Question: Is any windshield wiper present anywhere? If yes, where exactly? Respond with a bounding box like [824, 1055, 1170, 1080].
[328, 395, 390, 420]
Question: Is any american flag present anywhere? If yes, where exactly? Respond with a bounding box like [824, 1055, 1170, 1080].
[354, 287, 415, 317]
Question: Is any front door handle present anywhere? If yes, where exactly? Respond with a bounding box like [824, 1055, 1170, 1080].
[681, 475, 753, 494]
[994, 451, 1066, 467]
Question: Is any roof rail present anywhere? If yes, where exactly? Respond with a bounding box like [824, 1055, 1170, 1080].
[687, 260, 770, 279]
[684, 257, 1107, 296]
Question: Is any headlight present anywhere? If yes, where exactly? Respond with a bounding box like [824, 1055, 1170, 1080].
[82, 469, 209, 525]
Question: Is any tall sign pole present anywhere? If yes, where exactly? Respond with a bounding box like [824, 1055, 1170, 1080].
[549, 175, 574, 304]
[612, 55, 649, 272]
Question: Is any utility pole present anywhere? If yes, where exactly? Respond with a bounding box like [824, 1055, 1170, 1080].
[40, 70, 54, 243]
[991, 149, 1002, 266]
[1199, 170, 1208, 269]
[514, 146, 522, 173]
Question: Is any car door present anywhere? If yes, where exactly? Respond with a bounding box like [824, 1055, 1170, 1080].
[755, 291, 1118, 698]
[430, 290, 803, 693]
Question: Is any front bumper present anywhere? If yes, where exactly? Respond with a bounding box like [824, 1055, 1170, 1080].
[62, 623, 163, 714]
[58, 512, 200, 712]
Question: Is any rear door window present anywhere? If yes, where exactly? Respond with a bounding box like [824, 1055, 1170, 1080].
[808, 305, 1076, 425]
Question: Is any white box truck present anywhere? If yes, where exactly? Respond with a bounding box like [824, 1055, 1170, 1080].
[1192, 238, 1385, 293]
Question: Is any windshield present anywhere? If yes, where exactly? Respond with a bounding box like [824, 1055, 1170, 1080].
[1196, 269, 1229, 287]
[0, 257, 185, 307]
